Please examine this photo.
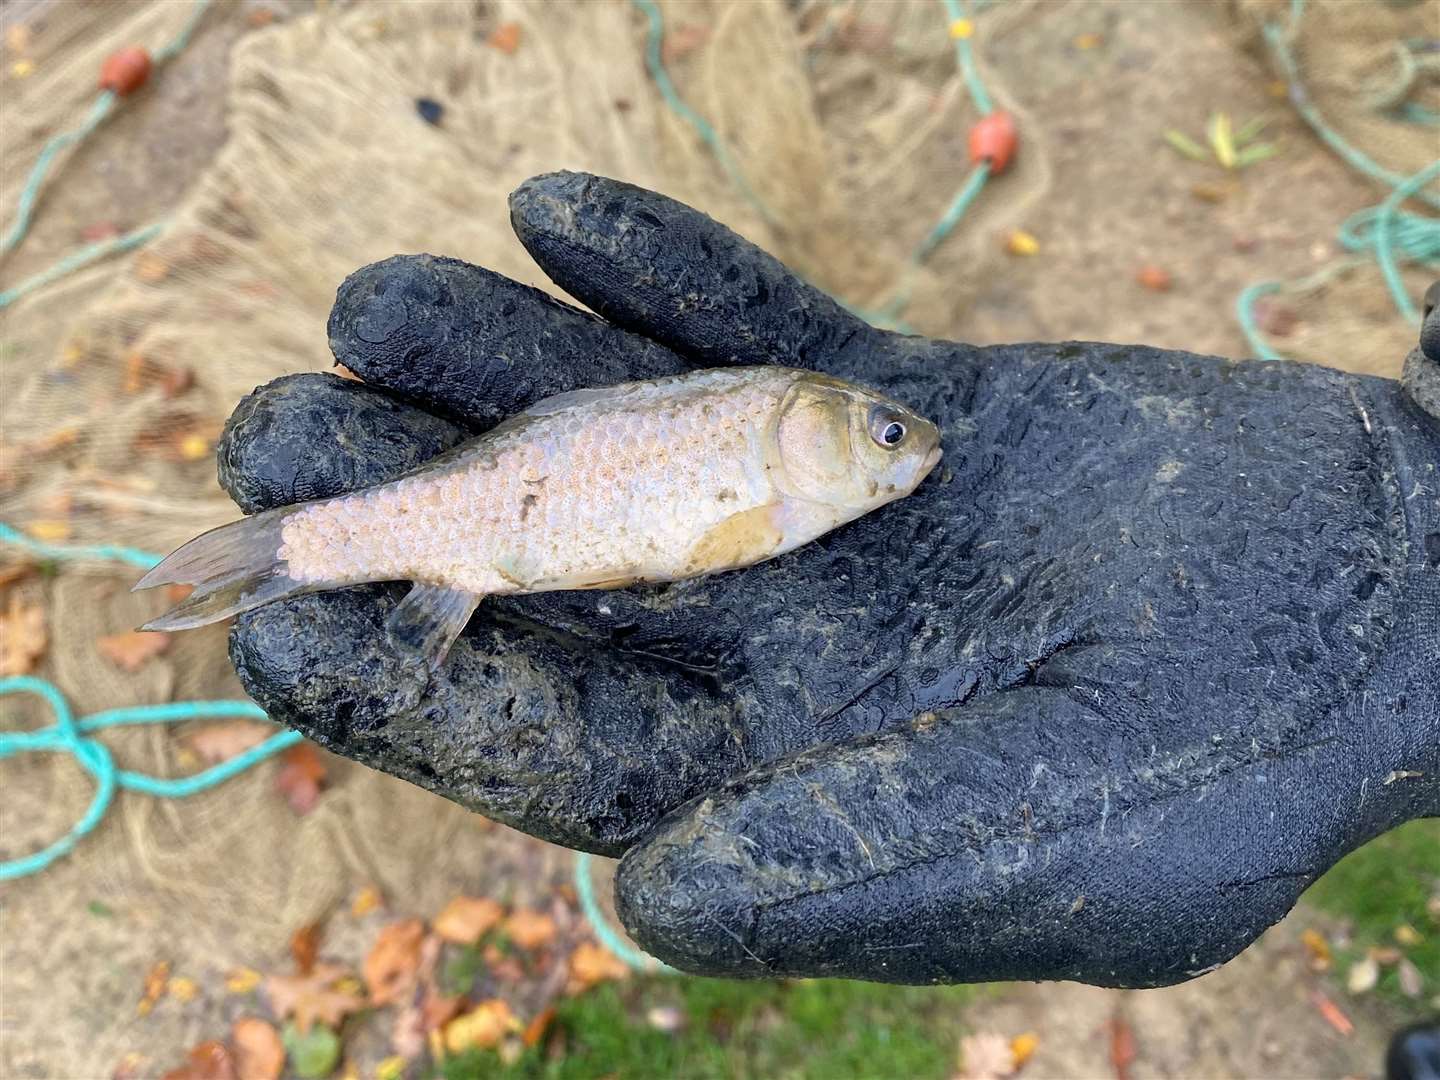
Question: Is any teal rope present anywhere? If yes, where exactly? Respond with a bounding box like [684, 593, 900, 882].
[0, 0, 210, 300]
[629, 0, 1001, 329]
[0, 675, 296, 881]
[573, 851, 676, 974]
[0, 222, 166, 310]
[0, 521, 162, 570]
[1343, 160, 1440, 325]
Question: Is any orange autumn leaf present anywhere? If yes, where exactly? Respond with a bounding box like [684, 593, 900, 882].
[1310, 989, 1353, 1036]
[97, 630, 171, 672]
[522, 1005, 557, 1048]
[231, 1017, 284, 1080]
[351, 885, 383, 918]
[444, 999, 520, 1053]
[434, 896, 504, 944]
[566, 941, 629, 995]
[161, 1041, 237, 1080]
[275, 743, 327, 816]
[291, 922, 323, 976]
[265, 963, 365, 1033]
[185, 721, 275, 765]
[139, 959, 171, 1016]
[365, 919, 425, 1006]
[488, 22, 521, 54]
[0, 595, 46, 675]
[503, 909, 557, 951]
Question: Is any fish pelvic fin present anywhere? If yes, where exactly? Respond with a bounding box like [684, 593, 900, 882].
[134, 508, 320, 631]
[385, 582, 482, 670]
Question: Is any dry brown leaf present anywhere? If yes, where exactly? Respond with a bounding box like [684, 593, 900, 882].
[161, 1042, 237, 1080]
[351, 886, 383, 918]
[435, 896, 504, 944]
[1301, 928, 1332, 971]
[488, 22, 521, 54]
[1110, 1013, 1136, 1080]
[0, 595, 46, 675]
[97, 630, 171, 672]
[566, 942, 629, 995]
[168, 976, 199, 1003]
[504, 909, 557, 951]
[522, 1006, 557, 1048]
[185, 721, 275, 765]
[483, 943, 525, 983]
[365, 919, 425, 1005]
[139, 960, 171, 1016]
[423, 989, 465, 1032]
[275, 743, 327, 815]
[444, 999, 520, 1053]
[226, 968, 262, 994]
[231, 1018, 284, 1080]
[0, 562, 37, 589]
[291, 923, 323, 976]
[957, 1032, 1015, 1080]
[662, 23, 709, 64]
[265, 963, 365, 1033]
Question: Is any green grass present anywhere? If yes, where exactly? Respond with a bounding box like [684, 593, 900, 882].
[1302, 818, 1440, 1008]
[443, 977, 986, 1080]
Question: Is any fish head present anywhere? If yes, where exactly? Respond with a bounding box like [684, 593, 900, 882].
[773, 373, 942, 512]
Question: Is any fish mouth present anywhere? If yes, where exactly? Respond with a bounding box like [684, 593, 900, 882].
[921, 444, 943, 477]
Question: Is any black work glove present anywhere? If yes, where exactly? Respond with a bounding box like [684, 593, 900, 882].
[219, 172, 1440, 987]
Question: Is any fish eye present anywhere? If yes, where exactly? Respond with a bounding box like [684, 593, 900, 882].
[868, 406, 907, 449]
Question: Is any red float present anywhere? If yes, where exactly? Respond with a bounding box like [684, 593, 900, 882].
[969, 110, 1018, 175]
[99, 47, 153, 96]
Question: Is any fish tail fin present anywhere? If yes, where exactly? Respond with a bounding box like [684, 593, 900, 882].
[134, 508, 316, 631]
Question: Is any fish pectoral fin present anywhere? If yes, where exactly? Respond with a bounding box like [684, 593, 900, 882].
[385, 582, 482, 670]
[686, 504, 786, 574]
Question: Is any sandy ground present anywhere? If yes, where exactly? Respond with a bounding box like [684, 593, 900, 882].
[1, 0, 1433, 1075]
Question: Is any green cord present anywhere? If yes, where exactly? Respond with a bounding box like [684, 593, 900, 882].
[0, 521, 162, 570]
[0, 222, 166, 310]
[573, 852, 677, 974]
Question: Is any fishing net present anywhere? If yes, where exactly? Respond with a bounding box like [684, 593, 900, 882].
[0, 0, 1432, 1072]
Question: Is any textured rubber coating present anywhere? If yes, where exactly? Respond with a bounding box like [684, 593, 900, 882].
[222, 173, 1440, 987]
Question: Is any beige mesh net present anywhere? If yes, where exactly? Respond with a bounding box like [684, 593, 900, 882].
[0, 0, 1435, 1072]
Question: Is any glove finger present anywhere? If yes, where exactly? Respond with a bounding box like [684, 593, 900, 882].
[509, 171, 883, 372]
[230, 585, 750, 855]
[219, 372, 468, 513]
[327, 253, 690, 429]
[616, 685, 1334, 986]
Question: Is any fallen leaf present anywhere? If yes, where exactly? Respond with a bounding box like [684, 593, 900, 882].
[275, 743, 327, 816]
[232, 1018, 284, 1080]
[503, 909, 557, 951]
[435, 896, 504, 944]
[375, 1057, 407, 1080]
[1395, 924, 1424, 947]
[25, 519, 70, 541]
[161, 1042, 237, 1080]
[0, 562, 37, 589]
[390, 1006, 426, 1061]
[1371, 946, 1403, 966]
[291, 923, 323, 976]
[1110, 1013, 1136, 1080]
[227, 968, 263, 994]
[483, 943, 525, 983]
[97, 630, 171, 672]
[10, 58, 34, 78]
[1073, 31, 1103, 49]
[1010, 1031, 1039, 1069]
[1005, 230, 1039, 257]
[522, 1006, 557, 1048]
[161, 366, 196, 399]
[135, 252, 171, 283]
[1310, 990, 1353, 1037]
[958, 1032, 1015, 1080]
[139, 960, 171, 1016]
[123, 351, 149, 394]
[178, 434, 212, 461]
[662, 23, 709, 64]
[351, 885, 383, 918]
[282, 1022, 340, 1080]
[112, 1051, 147, 1080]
[1398, 958, 1424, 997]
[566, 941, 629, 994]
[645, 1004, 685, 1033]
[445, 999, 521, 1053]
[488, 22, 521, 54]
[186, 721, 274, 765]
[365, 919, 425, 1005]
[168, 976, 199, 1003]
[1346, 955, 1379, 995]
[0, 595, 46, 676]
[1301, 928, 1332, 971]
[423, 990, 465, 1032]
[1136, 266, 1172, 292]
[266, 964, 365, 1033]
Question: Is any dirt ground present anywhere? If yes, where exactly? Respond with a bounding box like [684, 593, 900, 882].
[2, 0, 1435, 1076]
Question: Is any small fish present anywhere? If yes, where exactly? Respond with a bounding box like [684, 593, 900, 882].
[135, 366, 941, 667]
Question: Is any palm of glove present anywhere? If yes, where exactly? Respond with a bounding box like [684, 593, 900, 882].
[222, 172, 1440, 986]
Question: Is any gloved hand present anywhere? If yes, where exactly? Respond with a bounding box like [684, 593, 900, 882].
[219, 172, 1440, 987]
